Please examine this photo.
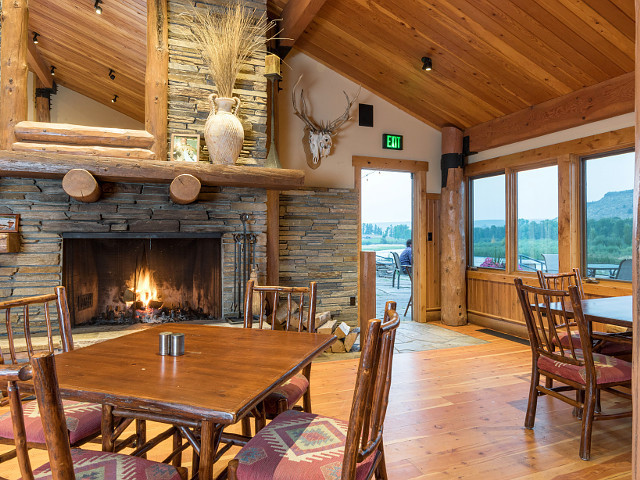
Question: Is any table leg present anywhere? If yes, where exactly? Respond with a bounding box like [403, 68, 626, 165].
[101, 404, 115, 452]
[199, 420, 223, 480]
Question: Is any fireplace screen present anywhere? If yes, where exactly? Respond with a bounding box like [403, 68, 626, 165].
[63, 235, 221, 325]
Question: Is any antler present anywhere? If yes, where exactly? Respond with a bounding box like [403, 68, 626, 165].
[291, 75, 320, 132]
[325, 86, 360, 133]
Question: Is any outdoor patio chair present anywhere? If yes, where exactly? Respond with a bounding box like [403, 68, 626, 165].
[2, 354, 187, 480]
[0, 287, 103, 466]
[542, 253, 559, 273]
[227, 301, 400, 479]
[391, 251, 410, 288]
[514, 279, 631, 460]
[615, 259, 632, 281]
[240, 279, 318, 435]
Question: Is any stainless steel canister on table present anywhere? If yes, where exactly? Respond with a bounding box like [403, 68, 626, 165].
[159, 331, 172, 355]
[170, 333, 185, 356]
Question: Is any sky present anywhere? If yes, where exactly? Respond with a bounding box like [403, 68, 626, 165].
[361, 170, 412, 223]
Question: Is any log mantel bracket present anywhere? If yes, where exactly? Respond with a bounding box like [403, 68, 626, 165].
[0, 150, 305, 204]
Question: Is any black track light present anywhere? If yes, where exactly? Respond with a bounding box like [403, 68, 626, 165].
[108, 69, 116, 80]
[50, 65, 56, 76]
[32, 32, 39, 44]
[112, 94, 118, 103]
[421, 56, 432, 71]
[94, 0, 102, 14]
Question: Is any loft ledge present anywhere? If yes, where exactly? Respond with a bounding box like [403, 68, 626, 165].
[0, 150, 305, 190]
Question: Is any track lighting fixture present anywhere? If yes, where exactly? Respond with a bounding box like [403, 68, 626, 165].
[94, 0, 102, 14]
[50, 66, 56, 76]
[109, 69, 116, 80]
[32, 32, 39, 44]
[421, 56, 432, 71]
[112, 94, 118, 103]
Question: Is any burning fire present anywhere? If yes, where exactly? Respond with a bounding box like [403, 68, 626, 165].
[127, 268, 159, 309]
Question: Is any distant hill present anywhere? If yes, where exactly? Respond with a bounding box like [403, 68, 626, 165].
[587, 190, 633, 220]
[474, 219, 505, 228]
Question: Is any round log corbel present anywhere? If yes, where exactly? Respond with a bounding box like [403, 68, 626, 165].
[62, 168, 101, 203]
[170, 174, 201, 205]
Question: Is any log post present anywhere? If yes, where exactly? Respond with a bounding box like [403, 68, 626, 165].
[35, 79, 52, 123]
[439, 126, 467, 326]
[0, 0, 29, 150]
[266, 190, 280, 285]
[146, 0, 169, 160]
[62, 169, 101, 203]
[169, 174, 201, 204]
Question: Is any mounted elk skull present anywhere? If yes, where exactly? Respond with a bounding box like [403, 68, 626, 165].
[291, 75, 359, 169]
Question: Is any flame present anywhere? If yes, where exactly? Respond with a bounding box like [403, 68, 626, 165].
[128, 268, 158, 309]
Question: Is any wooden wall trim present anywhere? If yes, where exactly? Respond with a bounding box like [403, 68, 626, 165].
[0, 0, 29, 150]
[632, 2, 639, 478]
[465, 127, 634, 177]
[146, 0, 169, 160]
[465, 72, 634, 153]
[413, 171, 427, 322]
[352, 156, 429, 172]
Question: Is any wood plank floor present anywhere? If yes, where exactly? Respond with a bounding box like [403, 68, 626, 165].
[0, 324, 632, 479]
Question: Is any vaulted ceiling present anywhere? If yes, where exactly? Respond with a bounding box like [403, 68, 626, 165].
[28, 0, 146, 122]
[269, 0, 634, 133]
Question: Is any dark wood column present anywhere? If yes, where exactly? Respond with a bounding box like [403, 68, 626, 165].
[439, 126, 467, 326]
[35, 79, 52, 123]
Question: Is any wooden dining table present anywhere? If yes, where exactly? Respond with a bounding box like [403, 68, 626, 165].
[549, 295, 633, 329]
[47, 323, 336, 480]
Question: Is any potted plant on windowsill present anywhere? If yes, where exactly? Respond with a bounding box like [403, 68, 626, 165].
[189, 3, 273, 166]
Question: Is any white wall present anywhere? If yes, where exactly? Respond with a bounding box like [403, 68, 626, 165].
[277, 51, 442, 192]
[468, 112, 635, 163]
[27, 72, 144, 130]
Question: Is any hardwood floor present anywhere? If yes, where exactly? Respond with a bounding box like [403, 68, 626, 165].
[0, 324, 631, 479]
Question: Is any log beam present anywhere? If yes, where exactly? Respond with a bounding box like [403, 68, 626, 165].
[280, 0, 328, 48]
[0, 0, 29, 150]
[0, 150, 305, 190]
[146, 0, 169, 160]
[465, 72, 634, 153]
[27, 39, 53, 89]
[62, 169, 101, 203]
[169, 174, 201, 205]
[439, 126, 467, 326]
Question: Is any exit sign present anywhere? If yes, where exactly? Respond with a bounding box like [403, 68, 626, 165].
[382, 134, 403, 150]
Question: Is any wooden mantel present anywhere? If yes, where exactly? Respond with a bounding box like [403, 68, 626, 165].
[0, 150, 305, 190]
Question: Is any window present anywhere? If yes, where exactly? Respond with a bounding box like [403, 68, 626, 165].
[517, 165, 558, 273]
[583, 150, 634, 281]
[471, 174, 505, 269]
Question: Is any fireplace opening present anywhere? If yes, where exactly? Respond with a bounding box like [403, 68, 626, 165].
[63, 234, 222, 326]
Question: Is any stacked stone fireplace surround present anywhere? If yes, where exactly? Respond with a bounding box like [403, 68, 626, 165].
[0, 0, 358, 332]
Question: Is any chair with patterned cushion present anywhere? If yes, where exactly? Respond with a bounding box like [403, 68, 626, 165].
[239, 280, 318, 435]
[537, 269, 632, 358]
[2, 353, 187, 480]
[514, 279, 632, 460]
[227, 301, 400, 480]
[0, 287, 103, 465]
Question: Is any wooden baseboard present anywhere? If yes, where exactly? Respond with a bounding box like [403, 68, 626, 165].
[467, 312, 528, 339]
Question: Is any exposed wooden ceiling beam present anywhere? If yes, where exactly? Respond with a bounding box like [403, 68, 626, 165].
[280, 0, 328, 47]
[464, 72, 634, 153]
[26, 38, 53, 89]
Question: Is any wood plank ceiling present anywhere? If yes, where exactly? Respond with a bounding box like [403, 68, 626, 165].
[268, 0, 634, 132]
[28, 0, 146, 122]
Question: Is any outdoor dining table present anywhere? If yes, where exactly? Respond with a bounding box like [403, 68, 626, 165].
[586, 264, 620, 278]
[45, 323, 336, 480]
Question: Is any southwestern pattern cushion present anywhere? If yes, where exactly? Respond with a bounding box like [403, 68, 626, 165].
[263, 373, 309, 416]
[235, 409, 375, 480]
[554, 331, 632, 356]
[538, 350, 632, 385]
[0, 399, 101, 445]
[31, 449, 183, 480]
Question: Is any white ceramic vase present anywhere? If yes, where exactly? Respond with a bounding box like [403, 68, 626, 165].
[204, 94, 244, 165]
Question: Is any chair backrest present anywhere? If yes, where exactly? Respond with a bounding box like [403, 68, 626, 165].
[2, 353, 75, 480]
[537, 268, 584, 298]
[514, 279, 594, 374]
[342, 301, 400, 480]
[541, 253, 559, 273]
[0, 286, 73, 364]
[391, 251, 402, 270]
[616, 259, 632, 281]
[244, 279, 318, 332]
